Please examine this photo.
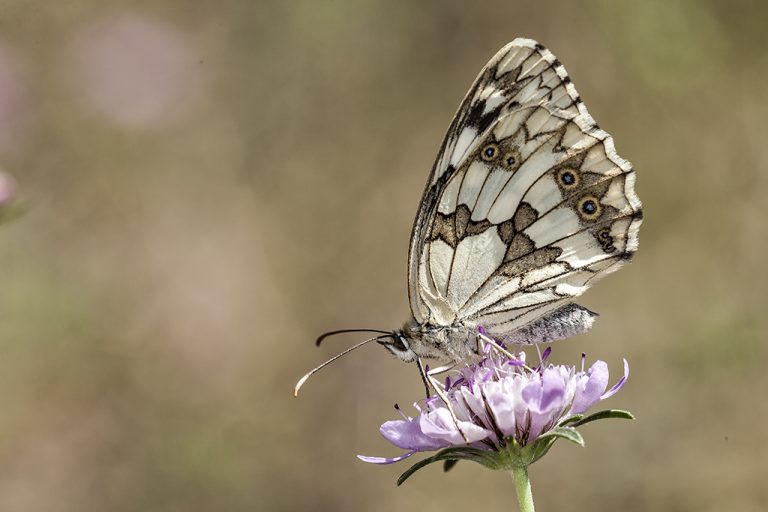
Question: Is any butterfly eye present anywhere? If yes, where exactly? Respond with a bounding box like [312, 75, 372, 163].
[577, 195, 602, 220]
[557, 168, 580, 189]
[392, 337, 407, 351]
[481, 144, 498, 161]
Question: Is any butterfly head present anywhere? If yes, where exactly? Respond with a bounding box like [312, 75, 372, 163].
[377, 331, 418, 363]
[380, 320, 465, 363]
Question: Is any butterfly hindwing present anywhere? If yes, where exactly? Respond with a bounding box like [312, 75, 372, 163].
[407, 38, 642, 343]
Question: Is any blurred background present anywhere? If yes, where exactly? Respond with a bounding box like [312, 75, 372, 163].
[0, 0, 766, 510]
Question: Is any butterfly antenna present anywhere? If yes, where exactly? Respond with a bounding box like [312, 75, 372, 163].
[294, 334, 392, 397]
[315, 328, 390, 346]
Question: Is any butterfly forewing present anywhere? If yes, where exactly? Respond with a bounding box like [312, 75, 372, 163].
[407, 38, 642, 343]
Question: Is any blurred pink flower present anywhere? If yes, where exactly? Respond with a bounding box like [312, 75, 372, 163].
[0, 43, 30, 149]
[66, 15, 203, 127]
[0, 170, 16, 207]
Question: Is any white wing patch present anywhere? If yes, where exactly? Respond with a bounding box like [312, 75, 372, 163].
[446, 229, 507, 308]
[437, 172, 463, 214]
[471, 167, 516, 222]
[458, 161, 492, 208]
[524, 175, 563, 213]
[524, 207, 581, 247]
[449, 127, 478, 168]
[460, 275, 522, 318]
[429, 239, 453, 297]
[521, 262, 571, 288]
[481, 87, 509, 115]
[406, 38, 642, 347]
[485, 130, 567, 224]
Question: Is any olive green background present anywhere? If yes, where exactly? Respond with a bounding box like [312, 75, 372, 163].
[0, 1, 766, 510]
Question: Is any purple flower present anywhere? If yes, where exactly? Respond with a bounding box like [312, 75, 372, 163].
[358, 408, 446, 464]
[359, 347, 629, 464]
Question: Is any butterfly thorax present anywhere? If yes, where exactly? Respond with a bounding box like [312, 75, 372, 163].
[380, 318, 481, 364]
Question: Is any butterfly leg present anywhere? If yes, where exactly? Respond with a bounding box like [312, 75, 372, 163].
[415, 358, 431, 398]
[477, 332, 516, 360]
[415, 358, 470, 443]
[416, 359, 456, 397]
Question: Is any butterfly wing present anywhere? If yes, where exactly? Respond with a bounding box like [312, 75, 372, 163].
[407, 38, 642, 342]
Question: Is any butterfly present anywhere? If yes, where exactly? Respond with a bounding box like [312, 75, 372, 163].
[295, 38, 642, 396]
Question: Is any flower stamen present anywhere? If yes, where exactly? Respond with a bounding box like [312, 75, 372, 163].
[427, 372, 471, 443]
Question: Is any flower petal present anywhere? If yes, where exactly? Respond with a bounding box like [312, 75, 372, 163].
[459, 384, 494, 431]
[523, 368, 567, 439]
[357, 450, 416, 464]
[522, 369, 566, 414]
[419, 408, 491, 445]
[380, 418, 445, 451]
[571, 360, 609, 414]
[483, 379, 517, 435]
[601, 358, 629, 400]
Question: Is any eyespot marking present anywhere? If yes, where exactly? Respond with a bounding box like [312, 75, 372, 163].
[481, 143, 498, 162]
[502, 149, 521, 172]
[596, 227, 616, 253]
[556, 167, 580, 190]
[577, 195, 602, 220]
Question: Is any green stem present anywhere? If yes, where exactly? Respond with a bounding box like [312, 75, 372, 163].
[510, 465, 535, 512]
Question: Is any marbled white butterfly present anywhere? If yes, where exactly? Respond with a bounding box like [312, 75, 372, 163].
[296, 38, 642, 395]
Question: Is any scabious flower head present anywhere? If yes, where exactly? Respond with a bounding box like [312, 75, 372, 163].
[359, 344, 630, 474]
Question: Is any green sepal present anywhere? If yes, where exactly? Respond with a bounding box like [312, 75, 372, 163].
[559, 409, 634, 428]
[535, 426, 584, 446]
[443, 459, 459, 472]
[526, 426, 583, 464]
[397, 447, 497, 486]
[569, 409, 634, 426]
[528, 436, 558, 464]
[558, 414, 584, 426]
